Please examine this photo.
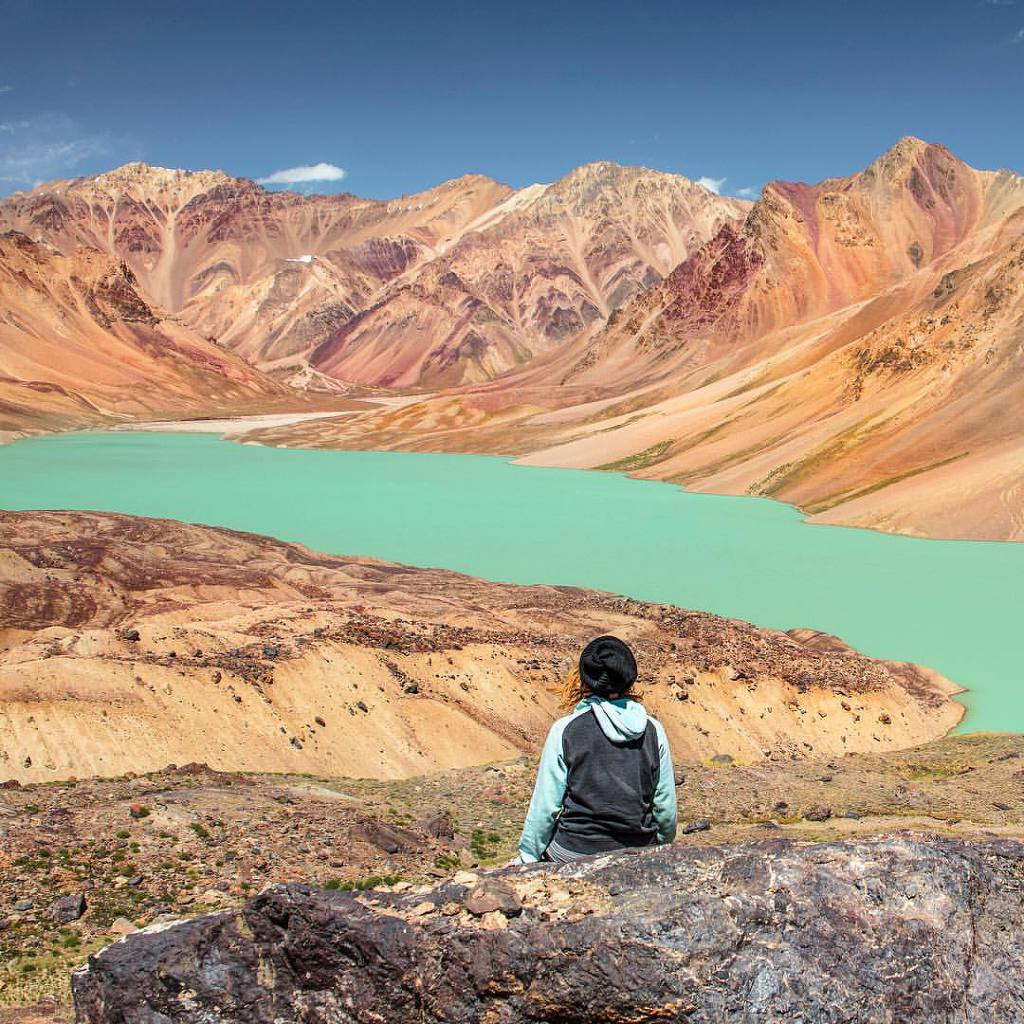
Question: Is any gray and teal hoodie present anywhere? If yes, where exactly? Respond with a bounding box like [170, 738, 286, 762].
[517, 696, 678, 862]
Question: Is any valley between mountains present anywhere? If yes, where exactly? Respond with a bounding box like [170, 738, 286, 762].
[2, 137, 1023, 540]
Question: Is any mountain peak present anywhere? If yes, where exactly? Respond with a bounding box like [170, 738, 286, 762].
[87, 162, 237, 193]
[859, 136, 961, 184]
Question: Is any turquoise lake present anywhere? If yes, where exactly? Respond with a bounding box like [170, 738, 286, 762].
[1, 430, 1021, 733]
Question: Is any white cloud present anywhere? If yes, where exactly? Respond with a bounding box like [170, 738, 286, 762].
[736, 186, 760, 198]
[257, 161, 347, 185]
[0, 85, 14, 95]
[696, 175, 726, 194]
[1011, 25, 1024, 40]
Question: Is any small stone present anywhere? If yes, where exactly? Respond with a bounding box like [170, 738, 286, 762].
[314, 716, 327, 728]
[804, 805, 832, 822]
[50, 892, 86, 923]
[711, 754, 734, 765]
[673, 770, 685, 787]
[479, 910, 509, 930]
[122, 629, 141, 642]
[420, 810, 455, 839]
[409, 901, 435, 917]
[878, 713, 892, 725]
[356, 701, 369, 713]
[681, 819, 711, 834]
[14, 899, 34, 912]
[263, 645, 279, 660]
[109, 917, 137, 936]
[441, 901, 462, 916]
[452, 871, 479, 886]
[465, 881, 522, 918]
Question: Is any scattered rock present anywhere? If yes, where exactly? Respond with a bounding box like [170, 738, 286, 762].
[682, 819, 711, 834]
[464, 880, 522, 918]
[711, 753, 734, 765]
[108, 917, 136, 936]
[419, 810, 455, 840]
[804, 805, 832, 822]
[50, 892, 86, 923]
[13, 898, 34, 911]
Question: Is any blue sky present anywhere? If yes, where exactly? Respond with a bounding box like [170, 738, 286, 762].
[1, 0, 1022, 199]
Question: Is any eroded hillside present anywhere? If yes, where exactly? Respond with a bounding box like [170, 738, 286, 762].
[0, 510, 962, 785]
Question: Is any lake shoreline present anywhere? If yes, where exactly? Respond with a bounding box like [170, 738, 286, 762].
[3, 430, 1022, 735]
[7, 411, 1023, 547]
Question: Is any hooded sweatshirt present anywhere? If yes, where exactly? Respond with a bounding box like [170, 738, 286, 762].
[517, 696, 678, 863]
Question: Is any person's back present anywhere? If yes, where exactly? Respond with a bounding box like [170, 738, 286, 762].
[517, 636, 677, 864]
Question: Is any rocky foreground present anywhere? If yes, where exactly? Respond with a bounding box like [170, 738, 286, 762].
[72, 836, 1024, 1023]
[2, 733, 1022, 1015]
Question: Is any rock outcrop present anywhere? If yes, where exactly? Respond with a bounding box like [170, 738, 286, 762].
[72, 837, 1024, 1023]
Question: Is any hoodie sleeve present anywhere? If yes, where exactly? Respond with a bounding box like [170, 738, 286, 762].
[651, 719, 678, 844]
[517, 718, 569, 863]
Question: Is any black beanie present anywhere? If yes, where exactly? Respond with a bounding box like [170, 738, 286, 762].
[579, 635, 638, 697]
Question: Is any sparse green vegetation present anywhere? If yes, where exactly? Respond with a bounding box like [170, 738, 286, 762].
[597, 439, 674, 473]
[325, 873, 402, 892]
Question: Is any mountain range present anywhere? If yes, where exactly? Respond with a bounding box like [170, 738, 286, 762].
[1, 138, 1022, 540]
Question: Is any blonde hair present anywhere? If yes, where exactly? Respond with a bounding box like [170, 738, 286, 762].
[553, 664, 644, 710]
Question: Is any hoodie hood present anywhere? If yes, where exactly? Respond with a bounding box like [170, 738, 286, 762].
[579, 696, 649, 744]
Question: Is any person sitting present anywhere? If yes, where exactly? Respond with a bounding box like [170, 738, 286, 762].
[515, 635, 677, 864]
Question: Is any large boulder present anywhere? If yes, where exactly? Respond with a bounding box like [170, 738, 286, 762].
[72, 838, 1024, 1023]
